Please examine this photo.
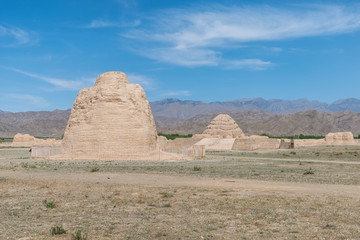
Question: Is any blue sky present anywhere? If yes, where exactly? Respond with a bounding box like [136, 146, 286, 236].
[1, 0, 360, 112]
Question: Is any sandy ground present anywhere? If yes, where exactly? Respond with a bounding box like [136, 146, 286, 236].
[1, 147, 360, 239]
[2, 170, 360, 198]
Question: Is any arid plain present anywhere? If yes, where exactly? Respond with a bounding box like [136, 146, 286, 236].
[1, 146, 360, 239]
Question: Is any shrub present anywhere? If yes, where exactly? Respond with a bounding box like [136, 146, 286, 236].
[158, 133, 192, 140]
[43, 200, 55, 209]
[21, 163, 36, 168]
[160, 192, 174, 198]
[50, 225, 67, 235]
[90, 167, 100, 172]
[193, 166, 202, 171]
[72, 230, 88, 240]
[303, 168, 315, 175]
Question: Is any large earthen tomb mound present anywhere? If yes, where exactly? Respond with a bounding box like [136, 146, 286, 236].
[52, 71, 180, 160]
[198, 114, 245, 139]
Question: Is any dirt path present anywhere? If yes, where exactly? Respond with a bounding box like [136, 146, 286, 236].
[1, 169, 360, 198]
[209, 155, 360, 165]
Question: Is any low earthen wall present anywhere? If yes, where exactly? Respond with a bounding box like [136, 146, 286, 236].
[232, 138, 280, 151]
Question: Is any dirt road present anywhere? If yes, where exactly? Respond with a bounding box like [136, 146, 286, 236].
[2, 170, 360, 198]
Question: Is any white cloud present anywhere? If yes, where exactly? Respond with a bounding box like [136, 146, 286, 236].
[0, 25, 33, 46]
[127, 73, 155, 89]
[224, 59, 272, 70]
[265, 47, 283, 53]
[7, 67, 94, 90]
[141, 47, 220, 67]
[153, 5, 360, 48]
[125, 4, 360, 67]
[161, 90, 191, 97]
[3, 94, 49, 107]
[116, 0, 137, 8]
[87, 20, 117, 28]
[87, 19, 141, 28]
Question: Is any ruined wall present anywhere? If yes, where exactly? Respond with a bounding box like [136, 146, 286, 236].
[232, 136, 280, 151]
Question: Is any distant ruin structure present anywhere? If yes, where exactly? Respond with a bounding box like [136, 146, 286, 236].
[325, 132, 356, 145]
[191, 113, 360, 151]
[11, 133, 61, 147]
[194, 114, 245, 139]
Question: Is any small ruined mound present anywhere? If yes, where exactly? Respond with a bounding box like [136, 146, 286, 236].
[12, 133, 61, 147]
[202, 114, 245, 138]
[53, 71, 183, 160]
[232, 135, 280, 151]
[13, 133, 36, 142]
[325, 132, 356, 145]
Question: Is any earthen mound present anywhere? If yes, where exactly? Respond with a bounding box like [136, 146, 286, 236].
[52, 71, 182, 160]
[13, 133, 36, 142]
[202, 114, 245, 138]
[12, 133, 61, 147]
[325, 132, 356, 145]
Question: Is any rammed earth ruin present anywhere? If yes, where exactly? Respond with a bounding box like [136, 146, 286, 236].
[50, 71, 185, 160]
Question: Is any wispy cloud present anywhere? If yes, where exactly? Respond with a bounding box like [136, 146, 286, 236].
[124, 4, 360, 67]
[0, 24, 35, 46]
[161, 90, 191, 97]
[116, 0, 137, 8]
[2, 94, 49, 107]
[86, 19, 140, 28]
[7, 67, 94, 90]
[224, 59, 272, 70]
[127, 73, 156, 89]
[140, 48, 220, 67]
[87, 20, 117, 28]
[264, 47, 283, 53]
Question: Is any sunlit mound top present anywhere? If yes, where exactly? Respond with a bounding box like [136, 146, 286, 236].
[202, 114, 245, 138]
[94, 71, 129, 87]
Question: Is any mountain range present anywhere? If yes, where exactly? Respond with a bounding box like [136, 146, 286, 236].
[149, 98, 360, 119]
[156, 110, 360, 137]
[1, 98, 360, 137]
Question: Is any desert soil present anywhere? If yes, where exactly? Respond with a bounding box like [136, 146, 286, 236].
[0, 146, 360, 239]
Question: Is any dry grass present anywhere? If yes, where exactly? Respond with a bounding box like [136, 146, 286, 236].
[1, 178, 360, 239]
[0, 146, 360, 239]
[3, 147, 360, 185]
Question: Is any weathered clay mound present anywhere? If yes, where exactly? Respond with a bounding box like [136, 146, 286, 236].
[325, 132, 356, 145]
[232, 135, 280, 151]
[13, 133, 36, 142]
[202, 114, 245, 138]
[52, 71, 183, 160]
[12, 133, 61, 147]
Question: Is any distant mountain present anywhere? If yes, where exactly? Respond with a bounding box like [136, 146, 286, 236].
[328, 98, 360, 112]
[0, 109, 70, 138]
[2, 97, 360, 137]
[156, 110, 360, 137]
[150, 97, 340, 119]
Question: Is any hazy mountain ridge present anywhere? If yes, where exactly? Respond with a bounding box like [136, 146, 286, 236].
[150, 98, 360, 119]
[1, 97, 360, 137]
[156, 110, 360, 137]
[0, 109, 71, 137]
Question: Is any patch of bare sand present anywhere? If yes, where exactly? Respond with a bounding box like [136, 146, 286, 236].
[1, 170, 360, 198]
